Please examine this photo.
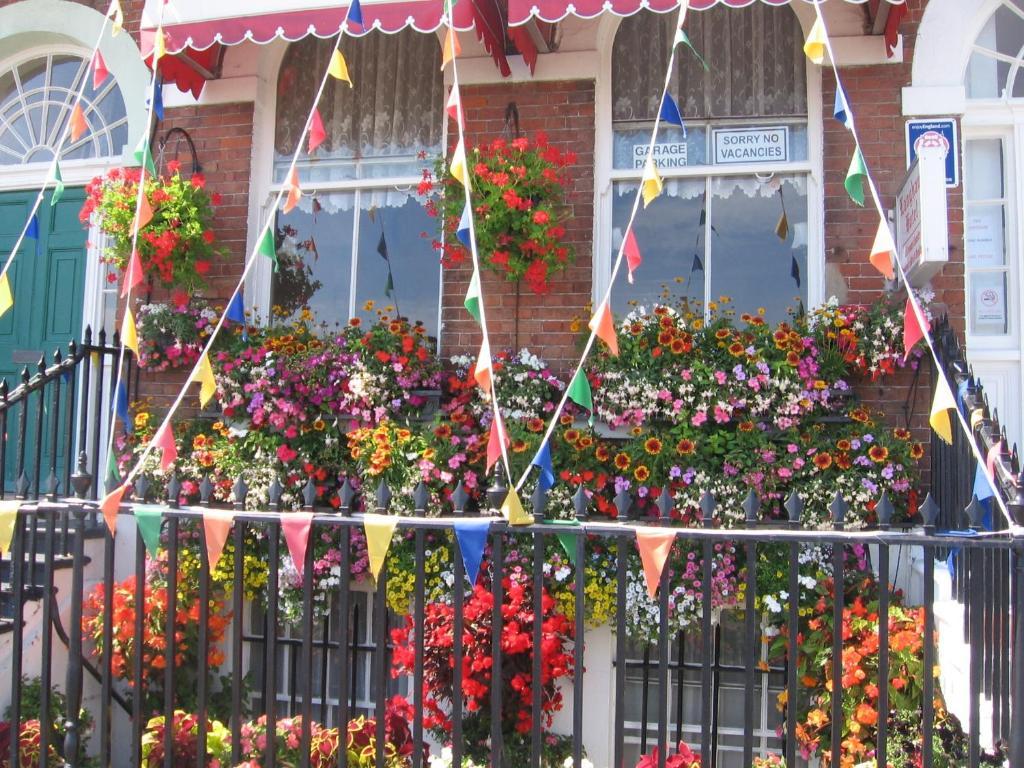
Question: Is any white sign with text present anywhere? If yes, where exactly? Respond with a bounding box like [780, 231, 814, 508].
[712, 127, 789, 165]
[896, 144, 949, 287]
[633, 142, 689, 170]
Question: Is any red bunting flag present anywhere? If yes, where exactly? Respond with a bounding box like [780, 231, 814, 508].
[869, 219, 896, 280]
[92, 50, 109, 90]
[624, 229, 642, 284]
[636, 529, 675, 599]
[153, 423, 177, 470]
[308, 109, 327, 154]
[100, 482, 129, 536]
[284, 167, 301, 214]
[282, 512, 315, 579]
[203, 509, 234, 570]
[70, 103, 88, 142]
[589, 300, 618, 356]
[486, 415, 509, 474]
[902, 298, 929, 362]
[121, 249, 144, 298]
[132, 195, 154, 235]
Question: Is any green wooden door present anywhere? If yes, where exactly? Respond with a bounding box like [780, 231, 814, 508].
[0, 188, 87, 490]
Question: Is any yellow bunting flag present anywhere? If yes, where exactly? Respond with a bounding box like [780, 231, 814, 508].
[152, 28, 166, 65]
[70, 104, 88, 142]
[501, 489, 533, 526]
[473, 337, 492, 392]
[283, 167, 302, 214]
[328, 50, 353, 87]
[929, 374, 957, 445]
[363, 513, 400, 581]
[109, 0, 124, 36]
[970, 409, 985, 431]
[133, 195, 154, 235]
[121, 307, 139, 356]
[203, 509, 234, 570]
[641, 158, 662, 208]
[450, 138, 470, 190]
[0, 273, 13, 319]
[193, 352, 217, 408]
[868, 219, 896, 280]
[636, 528, 676, 599]
[803, 17, 827, 65]
[589, 300, 618, 356]
[441, 28, 462, 70]
[775, 211, 789, 242]
[100, 482, 129, 536]
[0, 501, 19, 554]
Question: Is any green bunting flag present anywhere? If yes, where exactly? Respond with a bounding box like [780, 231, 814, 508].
[384, 272, 395, 299]
[133, 136, 156, 177]
[844, 147, 867, 207]
[134, 505, 164, 558]
[567, 368, 593, 414]
[549, 518, 581, 566]
[258, 228, 278, 272]
[674, 29, 709, 71]
[48, 162, 64, 206]
[464, 269, 482, 324]
[105, 449, 120, 482]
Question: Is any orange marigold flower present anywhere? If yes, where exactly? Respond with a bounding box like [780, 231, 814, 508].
[676, 438, 696, 455]
[633, 465, 650, 482]
[868, 445, 889, 463]
[644, 437, 662, 455]
[527, 417, 544, 433]
[910, 442, 925, 460]
[614, 452, 631, 471]
[595, 445, 611, 462]
[813, 452, 833, 470]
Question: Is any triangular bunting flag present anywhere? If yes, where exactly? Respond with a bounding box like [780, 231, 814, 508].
[659, 93, 685, 132]
[550, 519, 581, 565]
[456, 204, 472, 249]
[283, 167, 302, 214]
[150, 81, 164, 121]
[903, 299, 930, 361]
[92, 50, 110, 91]
[258, 228, 279, 272]
[973, 462, 995, 502]
[100, 483, 128, 535]
[132, 195, 154, 235]
[501, 489, 534, 526]
[48, 162, 64, 206]
[0, 501, 19, 554]
[26, 215, 40, 252]
[790, 256, 801, 288]
[450, 139, 470, 190]
[282, 512, 315, 579]
[530, 439, 555, 491]
[152, 28, 166, 65]
[446, 87, 464, 129]
[641, 158, 663, 208]
[363, 513, 400, 581]
[929, 375, 957, 445]
[133, 136, 157, 177]
[203, 509, 234, 570]
[636, 529, 676, 599]
[105, 449, 120, 484]
[346, 0, 364, 29]
[328, 50, 354, 88]
[114, 380, 129, 424]
[464, 269, 482, 324]
[70, 104, 88, 142]
[775, 211, 789, 241]
[0, 274, 13, 319]
[589, 300, 618, 356]
[486, 415, 508, 474]
[567, 368, 593, 413]
[384, 272, 395, 299]
[868, 219, 896, 280]
[153, 423, 177, 470]
[453, 519, 490, 585]
[673, 28, 708, 71]
[134, 505, 164, 558]
[121, 249, 144, 298]
[691, 253, 704, 273]
[844, 147, 867, 207]
[226, 292, 245, 325]
[803, 17, 827, 65]
[377, 231, 389, 261]
[308, 108, 327, 154]
[109, 0, 123, 36]
[623, 228, 642, 284]
[441, 28, 462, 70]
[121, 307, 139, 356]
[474, 337, 492, 392]
[834, 84, 851, 129]
[193, 352, 217, 408]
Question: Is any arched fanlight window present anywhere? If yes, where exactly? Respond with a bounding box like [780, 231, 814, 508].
[965, 0, 1024, 99]
[0, 51, 128, 165]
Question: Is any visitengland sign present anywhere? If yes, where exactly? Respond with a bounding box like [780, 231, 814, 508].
[905, 118, 959, 187]
[712, 126, 789, 165]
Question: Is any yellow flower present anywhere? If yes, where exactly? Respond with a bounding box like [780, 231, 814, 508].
[134, 412, 150, 428]
[363, 300, 375, 311]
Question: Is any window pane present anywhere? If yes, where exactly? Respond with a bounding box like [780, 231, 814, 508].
[966, 51, 1010, 98]
[965, 139, 1004, 200]
[965, 204, 1006, 267]
[611, 178, 706, 317]
[990, 5, 1024, 59]
[708, 176, 807, 323]
[969, 271, 1010, 335]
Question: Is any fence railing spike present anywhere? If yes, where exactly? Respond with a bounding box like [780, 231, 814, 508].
[657, 487, 673, 522]
[741, 490, 760, 525]
[876, 491, 894, 529]
[268, 476, 283, 511]
[232, 476, 248, 511]
[166, 475, 182, 508]
[45, 468, 59, 502]
[699, 491, 716, 523]
[374, 479, 391, 513]
[302, 476, 318, 510]
[829, 492, 848, 528]
[70, 452, 92, 499]
[413, 482, 429, 516]
[486, 481, 508, 514]
[572, 485, 589, 520]
[614, 487, 633, 521]
[452, 480, 469, 515]
[531, 483, 548, 517]
[200, 475, 215, 505]
[134, 475, 151, 502]
[966, 495, 987, 529]
[920, 492, 939, 529]
[784, 491, 803, 525]
[339, 478, 355, 515]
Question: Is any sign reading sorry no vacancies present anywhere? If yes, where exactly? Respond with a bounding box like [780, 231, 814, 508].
[712, 126, 789, 165]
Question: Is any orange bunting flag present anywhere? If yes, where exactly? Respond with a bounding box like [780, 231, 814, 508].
[450, 138, 470, 190]
[121, 249, 144, 299]
[70, 104, 88, 142]
[284, 167, 302, 214]
[623, 229, 642, 284]
[109, 0, 124, 36]
[589, 300, 618, 356]
[121, 307, 139, 356]
[446, 87, 464, 129]
[486, 415, 509, 474]
[869, 219, 896, 280]
[203, 509, 234, 570]
[100, 482, 129, 536]
[328, 50, 353, 87]
[153, 423, 177, 470]
[92, 50, 110, 90]
[441, 28, 461, 70]
[636, 529, 676, 599]
[473, 338, 492, 392]
[308, 108, 327, 154]
[282, 512, 315, 579]
[903, 298, 929, 362]
[132, 195, 154, 235]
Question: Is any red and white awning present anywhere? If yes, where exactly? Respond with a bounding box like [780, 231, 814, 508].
[143, 0, 907, 95]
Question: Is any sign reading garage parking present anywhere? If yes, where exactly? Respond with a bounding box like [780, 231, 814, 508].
[905, 118, 959, 187]
[713, 126, 789, 165]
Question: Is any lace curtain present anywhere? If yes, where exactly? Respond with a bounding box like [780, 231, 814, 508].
[612, 5, 807, 122]
[274, 31, 443, 175]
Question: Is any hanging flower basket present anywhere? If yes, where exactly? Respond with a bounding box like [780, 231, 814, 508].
[134, 300, 217, 371]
